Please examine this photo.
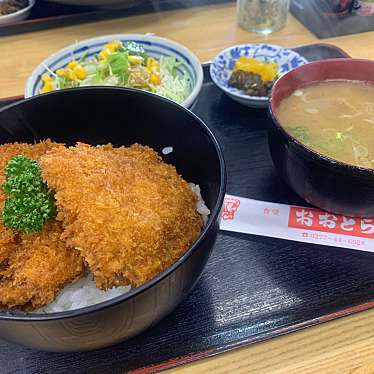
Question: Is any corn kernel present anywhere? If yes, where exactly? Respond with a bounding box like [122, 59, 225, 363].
[106, 40, 122, 53]
[74, 65, 87, 80]
[66, 68, 75, 81]
[67, 60, 79, 70]
[146, 57, 158, 68]
[106, 45, 115, 53]
[149, 73, 161, 85]
[41, 81, 53, 93]
[56, 69, 66, 77]
[99, 48, 110, 60]
[42, 74, 52, 82]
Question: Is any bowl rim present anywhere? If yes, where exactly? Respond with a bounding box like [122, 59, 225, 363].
[24, 33, 204, 108]
[269, 57, 374, 177]
[0, 86, 226, 321]
[209, 43, 308, 102]
[0, 0, 35, 20]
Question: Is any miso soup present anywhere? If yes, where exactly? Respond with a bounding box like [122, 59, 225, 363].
[277, 81, 374, 168]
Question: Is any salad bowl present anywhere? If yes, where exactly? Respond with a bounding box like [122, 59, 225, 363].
[25, 34, 203, 108]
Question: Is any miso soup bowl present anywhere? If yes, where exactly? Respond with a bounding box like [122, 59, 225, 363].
[269, 58, 374, 217]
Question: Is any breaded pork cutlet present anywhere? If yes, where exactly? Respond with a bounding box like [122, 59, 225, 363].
[0, 225, 16, 265]
[40, 143, 203, 289]
[0, 221, 84, 309]
[0, 141, 84, 309]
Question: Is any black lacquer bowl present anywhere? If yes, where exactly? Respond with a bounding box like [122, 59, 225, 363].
[269, 58, 374, 217]
[0, 87, 226, 352]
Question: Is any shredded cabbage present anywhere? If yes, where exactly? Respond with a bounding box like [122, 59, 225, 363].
[153, 57, 191, 104]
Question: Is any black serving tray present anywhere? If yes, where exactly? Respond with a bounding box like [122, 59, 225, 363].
[3, 44, 374, 374]
[291, 0, 374, 38]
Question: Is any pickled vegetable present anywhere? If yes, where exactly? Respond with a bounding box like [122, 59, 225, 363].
[234, 56, 278, 82]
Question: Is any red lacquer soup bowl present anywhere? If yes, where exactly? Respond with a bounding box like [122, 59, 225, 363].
[269, 58, 374, 217]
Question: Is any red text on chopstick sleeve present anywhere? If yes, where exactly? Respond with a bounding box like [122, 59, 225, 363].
[222, 197, 241, 220]
[288, 207, 374, 238]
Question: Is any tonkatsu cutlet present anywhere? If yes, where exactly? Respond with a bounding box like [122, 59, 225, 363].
[40, 143, 203, 289]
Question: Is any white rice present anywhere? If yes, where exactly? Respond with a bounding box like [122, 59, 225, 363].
[162, 146, 173, 155]
[38, 274, 131, 313]
[189, 183, 210, 225]
[35, 183, 210, 313]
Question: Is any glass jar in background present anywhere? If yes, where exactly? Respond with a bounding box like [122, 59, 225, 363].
[237, 0, 290, 35]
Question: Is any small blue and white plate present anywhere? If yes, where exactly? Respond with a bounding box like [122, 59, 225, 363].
[210, 44, 308, 108]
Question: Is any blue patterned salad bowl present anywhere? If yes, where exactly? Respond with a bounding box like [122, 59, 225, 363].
[210, 44, 308, 108]
[25, 34, 203, 109]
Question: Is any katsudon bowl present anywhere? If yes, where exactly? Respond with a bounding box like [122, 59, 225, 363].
[269, 58, 374, 217]
[0, 87, 226, 352]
